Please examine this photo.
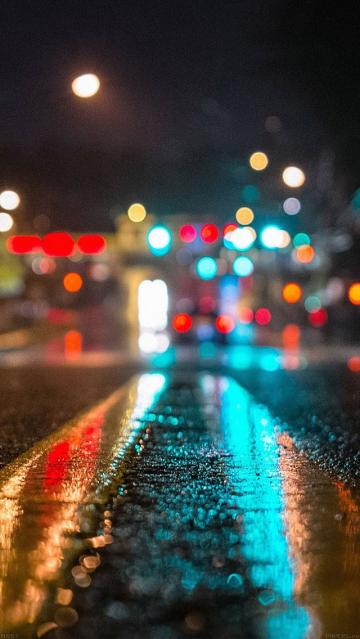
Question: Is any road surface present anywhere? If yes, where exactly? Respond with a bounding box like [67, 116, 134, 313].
[0, 348, 359, 638]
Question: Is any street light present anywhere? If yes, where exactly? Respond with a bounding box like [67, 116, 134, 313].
[71, 73, 100, 98]
[0, 190, 20, 210]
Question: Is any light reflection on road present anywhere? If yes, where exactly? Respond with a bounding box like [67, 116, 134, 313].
[0, 372, 360, 637]
[204, 374, 360, 638]
[0, 373, 165, 633]
[203, 375, 311, 638]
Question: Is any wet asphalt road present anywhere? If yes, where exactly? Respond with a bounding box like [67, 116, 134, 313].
[0, 361, 359, 485]
[0, 358, 359, 638]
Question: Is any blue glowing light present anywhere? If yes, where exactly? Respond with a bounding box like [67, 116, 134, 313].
[214, 376, 311, 638]
[196, 256, 218, 280]
[293, 232, 311, 247]
[233, 256, 254, 277]
[147, 225, 172, 256]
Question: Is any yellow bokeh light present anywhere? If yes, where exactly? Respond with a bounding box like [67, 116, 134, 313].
[71, 73, 100, 98]
[348, 283, 360, 305]
[127, 203, 147, 223]
[249, 151, 269, 171]
[282, 166, 305, 188]
[235, 207, 254, 225]
[0, 190, 20, 210]
[282, 282, 302, 304]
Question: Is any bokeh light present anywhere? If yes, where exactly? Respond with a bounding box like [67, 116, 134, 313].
[351, 188, 360, 210]
[7, 235, 42, 254]
[304, 295, 321, 312]
[235, 207, 254, 225]
[282, 166, 305, 188]
[283, 197, 301, 215]
[278, 230, 291, 248]
[261, 225, 286, 249]
[223, 223, 237, 236]
[348, 283, 360, 305]
[255, 308, 272, 325]
[63, 272, 83, 293]
[282, 282, 302, 303]
[77, 235, 106, 254]
[0, 190, 20, 210]
[249, 151, 269, 171]
[43, 232, 74, 257]
[71, 73, 100, 98]
[293, 232, 311, 247]
[215, 314, 235, 334]
[128, 203, 147, 223]
[308, 308, 327, 327]
[282, 324, 301, 347]
[32, 257, 56, 275]
[0, 212, 14, 232]
[200, 223, 219, 243]
[196, 256, 218, 280]
[65, 330, 83, 358]
[233, 256, 254, 277]
[348, 356, 360, 372]
[295, 245, 315, 263]
[238, 307, 254, 324]
[179, 224, 197, 243]
[172, 313, 193, 333]
[147, 225, 172, 256]
[199, 296, 216, 313]
[231, 227, 256, 250]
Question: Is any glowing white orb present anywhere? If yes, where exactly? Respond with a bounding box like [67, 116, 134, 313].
[0, 212, 14, 232]
[282, 166, 305, 188]
[0, 190, 20, 210]
[71, 73, 100, 98]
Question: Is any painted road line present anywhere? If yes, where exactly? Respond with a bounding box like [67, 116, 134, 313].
[0, 373, 166, 635]
[201, 374, 360, 638]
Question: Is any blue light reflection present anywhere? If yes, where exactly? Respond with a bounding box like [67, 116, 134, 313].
[209, 376, 311, 638]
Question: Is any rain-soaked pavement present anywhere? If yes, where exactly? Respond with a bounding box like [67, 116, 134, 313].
[0, 363, 360, 639]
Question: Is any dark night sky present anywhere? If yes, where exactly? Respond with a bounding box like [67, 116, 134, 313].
[0, 1, 359, 230]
